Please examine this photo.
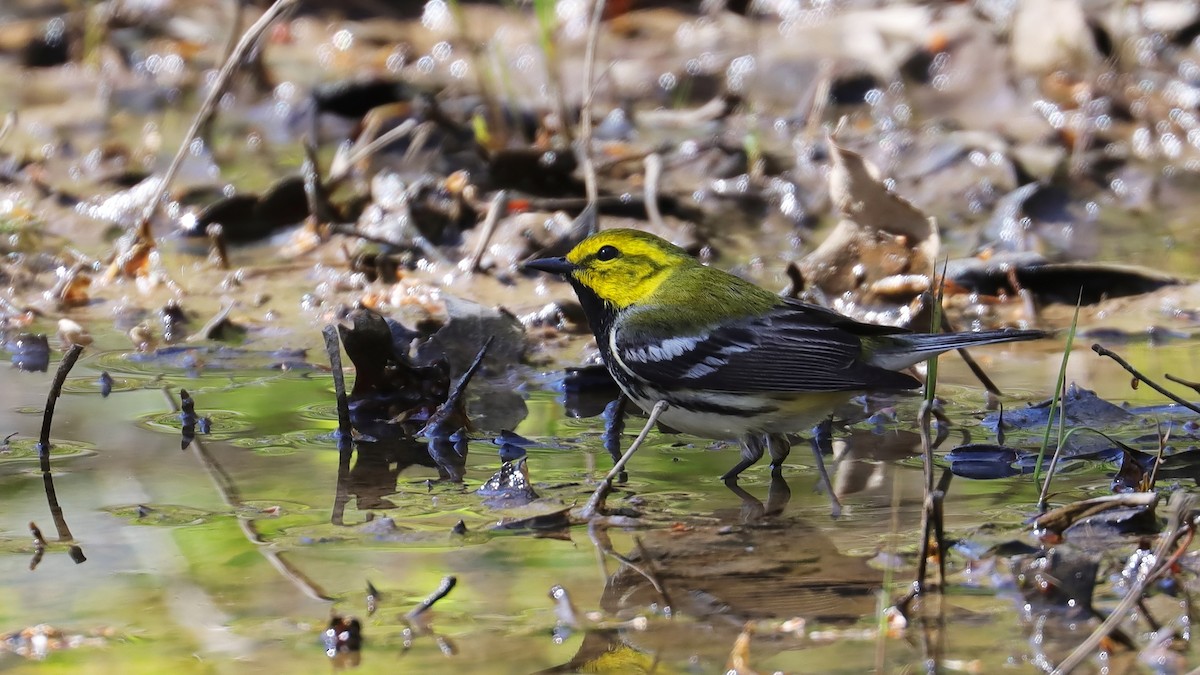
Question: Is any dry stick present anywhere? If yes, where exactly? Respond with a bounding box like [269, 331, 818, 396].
[914, 409, 952, 597]
[1093, 344, 1200, 416]
[932, 470, 951, 590]
[941, 315, 1002, 396]
[198, 0, 247, 143]
[37, 344, 85, 469]
[187, 302, 236, 343]
[917, 399, 935, 495]
[37, 344, 85, 544]
[323, 324, 354, 526]
[406, 576, 458, 621]
[403, 120, 436, 164]
[328, 118, 418, 182]
[1165, 372, 1200, 395]
[577, 0, 606, 216]
[577, 400, 669, 520]
[422, 336, 493, 437]
[1053, 492, 1196, 674]
[322, 325, 352, 452]
[137, 0, 299, 236]
[328, 221, 455, 269]
[643, 153, 665, 230]
[466, 190, 509, 272]
[923, 590, 948, 675]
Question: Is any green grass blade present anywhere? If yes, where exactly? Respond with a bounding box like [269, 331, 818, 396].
[924, 258, 948, 404]
[1033, 299, 1081, 483]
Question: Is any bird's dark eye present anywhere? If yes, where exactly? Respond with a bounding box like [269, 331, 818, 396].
[596, 245, 620, 261]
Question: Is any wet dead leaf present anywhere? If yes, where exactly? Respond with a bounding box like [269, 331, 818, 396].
[1034, 492, 1159, 536]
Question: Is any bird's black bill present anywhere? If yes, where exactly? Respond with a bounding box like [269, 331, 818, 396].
[523, 257, 577, 275]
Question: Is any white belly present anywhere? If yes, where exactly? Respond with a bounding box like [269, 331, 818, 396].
[624, 390, 851, 440]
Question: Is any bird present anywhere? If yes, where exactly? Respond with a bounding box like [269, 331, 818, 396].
[524, 228, 1045, 482]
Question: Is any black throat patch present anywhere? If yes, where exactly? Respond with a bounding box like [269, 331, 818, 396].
[569, 279, 617, 345]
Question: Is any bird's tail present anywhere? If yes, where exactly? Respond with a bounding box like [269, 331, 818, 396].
[865, 329, 1046, 371]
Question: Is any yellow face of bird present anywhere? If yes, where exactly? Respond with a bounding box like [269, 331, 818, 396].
[562, 229, 695, 309]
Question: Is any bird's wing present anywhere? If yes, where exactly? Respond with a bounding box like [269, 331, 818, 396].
[613, 301, 920, 393]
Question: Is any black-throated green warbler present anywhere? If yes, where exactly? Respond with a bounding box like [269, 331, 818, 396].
[525, 229, 1044, 481]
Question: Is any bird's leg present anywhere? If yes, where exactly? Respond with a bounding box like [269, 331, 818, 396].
[809, 418, 842, 518]
[766, 433, 791, 475]
[722, 434, 766, 483]
[601, 397, 628, 465]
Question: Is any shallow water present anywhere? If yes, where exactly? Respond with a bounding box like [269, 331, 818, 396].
[0, 332, 1198, 673]
[4, 1, 1200, 672]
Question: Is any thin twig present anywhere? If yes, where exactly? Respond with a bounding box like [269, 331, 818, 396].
[465, 190, 508, 272]
[941, 315, 1001, 396]
[933, 470, 951, 590]
[329, 118, 418, 182]
[576, 400, 668, 519]
[403, 120, 436, 165]
[1053, 492, 1196, 674]
[577, 0, 606, 215]
[328, 222, 455, 269]
[917, 400, 935, 495]
[421, 336, 493, 437]
[322, 325, 352, 452]
[142, 0, 299, 237]
[643, 153, 665, 230]
[1093, 344, 1200, 415]
[406, 576, 458, 620]
[38, 344, 85, 470]
[1165, 373, 1200, 395]
[198, 0, 247, 143]
[36, 346, 84, 545]
[591, 531, 673, 614]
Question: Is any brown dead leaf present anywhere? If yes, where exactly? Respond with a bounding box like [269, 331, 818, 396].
[797, 139, 940, 327]
[726, 621, 758, 675]
[49, 265, 90, 308]
[103, 240, 153, 283]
